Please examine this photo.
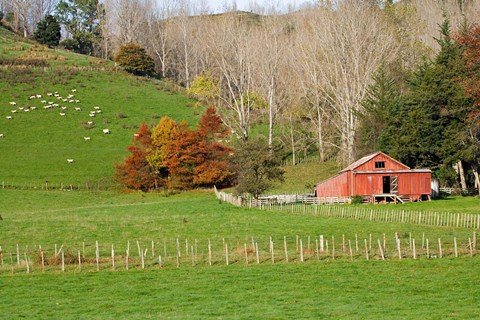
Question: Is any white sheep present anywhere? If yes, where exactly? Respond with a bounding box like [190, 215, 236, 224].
[75, 107, 81, 111]
[67, 159, 75, 163]
[61, 106, 67, 110]
[0, 134, 4, 138]
[62, 99, 67, 102]
[96, 110, 101, 113]
[89, 113, 95, 118]
[87, 121, 93, 125]
[75, 100, 80, 103]
[29, 96, 36, 99]
[31, 107, 36, 110]
[102, 128, 110, 134]
[18, 107, 24, 110]
[94, 106, 100, 110]
[36, 94, 42, 98]
[59, 112, 66, 116]
[47, 93, 53, 96]
[24, 109, 30, 112]
[41, 100, 47, 104]
[9, 102, 17, 106]
[84, 137, 91, 141]
[6, 116, 12, 120]
[11, 110, 17, 113]
[48, 101, 54, 105]
[69, 100, 74, 103]
[72, 89, 77, 92]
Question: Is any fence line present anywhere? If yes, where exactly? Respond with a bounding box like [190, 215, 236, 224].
[214, 189, 480, 229]
[1, 232, 477, 274]
[1, 180, 121, 191]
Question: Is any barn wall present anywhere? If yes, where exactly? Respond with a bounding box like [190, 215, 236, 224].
[354, 172, 431, 197]
[316, 172, 349, 197]
[355, 153, 408, 172]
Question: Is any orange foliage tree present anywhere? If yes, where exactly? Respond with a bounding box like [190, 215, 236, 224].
[165, 107, 234, 189]
[115, 123, 157, 191]
[116, 107, 234, 191]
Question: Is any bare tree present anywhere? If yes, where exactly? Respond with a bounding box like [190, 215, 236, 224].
[253, 15, 289, 148]
[144, 0, 175, 77]
[295, 2, 400, 164]
[206, 12, 258, 141]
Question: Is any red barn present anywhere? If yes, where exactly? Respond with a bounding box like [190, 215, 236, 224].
[315, 152, 431, 203]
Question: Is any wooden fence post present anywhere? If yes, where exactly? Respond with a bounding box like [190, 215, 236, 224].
[454, 237, 458, 258]
[348, 240, 353, 260]
[225, 243, 229, 266]
[469, 238, 473, 257]
[438, 238, 442, 258]
[364, 239, 369, 260]
[244, 243, 248, 265]
[270, 239, 275, 264]
[208, 239, 212, 266]
[284, 236, 289, 263]
[378, 239, 385, 260]
[61, 249, 65, 272]
[111, 244, 115, 271]
[300, 239, 304, 262]
[255, 242, 259, 264]
[413, 239, 417, 259]
[25, 253, 30, 274]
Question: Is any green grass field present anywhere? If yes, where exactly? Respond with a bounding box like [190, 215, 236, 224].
[2, 26, 480, 319]
[1, 189, 480, 319]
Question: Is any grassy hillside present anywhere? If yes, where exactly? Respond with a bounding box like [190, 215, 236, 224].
[0, 27, 199, 187]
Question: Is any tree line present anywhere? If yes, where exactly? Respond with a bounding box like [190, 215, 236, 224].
[1, 0, 479, 191]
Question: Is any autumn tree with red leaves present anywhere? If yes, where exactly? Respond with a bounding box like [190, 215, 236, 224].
[115, 123, 157, 191]
[456, 25, 480, 191]
[165, 107, 234, 189]
[115, 107, 234, 191]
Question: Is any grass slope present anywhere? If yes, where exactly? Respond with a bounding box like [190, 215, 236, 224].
[0, 27, 198, 186]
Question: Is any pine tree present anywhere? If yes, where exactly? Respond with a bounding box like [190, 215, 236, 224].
[33, 15, 61, 48]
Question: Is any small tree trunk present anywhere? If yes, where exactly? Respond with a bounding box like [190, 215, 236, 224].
[457, 160, 468, 192]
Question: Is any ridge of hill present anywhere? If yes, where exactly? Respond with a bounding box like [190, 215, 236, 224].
[0, 26, 199, 188]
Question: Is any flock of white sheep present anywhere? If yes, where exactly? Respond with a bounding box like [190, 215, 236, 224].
[2, 89, 111, 164]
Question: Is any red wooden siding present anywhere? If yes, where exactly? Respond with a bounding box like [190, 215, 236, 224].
[315, 152, 432, 200]
[354, 171, 431, 197]
[354, 153, 409, 172]
[315, 172, 349, 197]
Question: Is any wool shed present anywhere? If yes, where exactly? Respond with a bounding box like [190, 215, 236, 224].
[315, 152, 431, 203]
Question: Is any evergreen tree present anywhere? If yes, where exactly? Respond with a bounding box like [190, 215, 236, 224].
[356, 64, 399, 157]
[114, 43, 155, 77]
[34, 15, 61, 48]
[379, 16, 474, 186]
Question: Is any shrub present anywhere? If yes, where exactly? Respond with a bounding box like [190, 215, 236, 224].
[114, 43, 155, 77]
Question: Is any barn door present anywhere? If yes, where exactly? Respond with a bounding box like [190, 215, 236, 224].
[390, 176, 398, 194]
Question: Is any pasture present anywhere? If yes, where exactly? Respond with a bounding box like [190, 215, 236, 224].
[1, 189, 480, 319]
[0, 29, 198, 187]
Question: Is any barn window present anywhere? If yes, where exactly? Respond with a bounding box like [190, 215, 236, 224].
[375, 161, 385, 169]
